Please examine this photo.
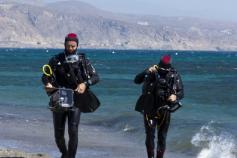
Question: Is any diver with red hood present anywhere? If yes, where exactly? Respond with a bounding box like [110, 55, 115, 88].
[42, 33, 99, 158]
[134, 55, 184, 158]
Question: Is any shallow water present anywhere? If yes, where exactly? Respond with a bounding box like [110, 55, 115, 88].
[0, 48, 236, 158]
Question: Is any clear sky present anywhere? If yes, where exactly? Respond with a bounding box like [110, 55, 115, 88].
[44, 0, 237, 22]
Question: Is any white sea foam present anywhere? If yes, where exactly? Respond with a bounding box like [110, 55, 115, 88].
[191, 121, 237, 158]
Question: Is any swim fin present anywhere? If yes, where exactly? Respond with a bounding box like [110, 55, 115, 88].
[74, 90, 100, 113]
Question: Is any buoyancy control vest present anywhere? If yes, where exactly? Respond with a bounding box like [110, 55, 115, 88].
[135, 68, 183, 114]
[50, 53, 89, 89]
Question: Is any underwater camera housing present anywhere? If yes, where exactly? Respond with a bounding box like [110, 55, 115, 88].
[50, 88, 74, 109]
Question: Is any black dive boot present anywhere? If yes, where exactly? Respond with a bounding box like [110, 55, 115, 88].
[156, 149, 165, 158]
[146, 147, 154, 158]
[61, 153, 68, 158]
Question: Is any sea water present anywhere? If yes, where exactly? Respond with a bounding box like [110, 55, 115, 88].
[0, 48, 236, 158]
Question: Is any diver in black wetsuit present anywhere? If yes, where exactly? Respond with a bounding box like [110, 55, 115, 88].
[41, 33, 99, 158]
[134, 55, 184, 158]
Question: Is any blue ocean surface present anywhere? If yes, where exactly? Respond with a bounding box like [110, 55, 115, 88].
[0, 48, 237, 158]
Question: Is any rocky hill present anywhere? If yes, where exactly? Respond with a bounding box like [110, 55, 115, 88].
[0, 0, 237, 50]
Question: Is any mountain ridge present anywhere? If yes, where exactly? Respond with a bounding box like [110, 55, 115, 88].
[0, 0, 237, 50]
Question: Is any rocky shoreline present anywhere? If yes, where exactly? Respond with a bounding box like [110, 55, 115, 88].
[0, 149, 50, 158]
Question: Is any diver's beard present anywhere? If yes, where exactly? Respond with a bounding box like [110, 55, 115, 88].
[65, 49, 77, 56]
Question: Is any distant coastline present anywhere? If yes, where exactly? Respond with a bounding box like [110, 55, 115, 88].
[0, 42, 237, 51]
[0, 47, 237, 53]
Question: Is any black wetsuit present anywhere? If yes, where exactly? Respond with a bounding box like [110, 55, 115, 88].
[42, 52, 99, 158]
[134, 68, 184, 158]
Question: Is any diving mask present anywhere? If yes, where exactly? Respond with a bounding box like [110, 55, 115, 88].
[65, 54, 79, 63]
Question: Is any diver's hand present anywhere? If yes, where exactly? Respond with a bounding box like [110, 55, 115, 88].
[75, 83, 86, 94]
[168, 94, 177, 102]
[44, 83, 55, 93]
[148, 65, 158, 73]
[45, 83, 53, 88]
